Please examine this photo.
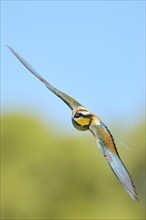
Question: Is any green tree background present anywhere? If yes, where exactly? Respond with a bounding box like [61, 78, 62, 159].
[1, 113, 145, 219]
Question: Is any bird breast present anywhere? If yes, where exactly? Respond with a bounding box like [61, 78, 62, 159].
[72, 117, 90, 131]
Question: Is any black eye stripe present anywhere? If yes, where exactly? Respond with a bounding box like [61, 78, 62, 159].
[74, 111, 93, 118]
[84, 114, 93, 118]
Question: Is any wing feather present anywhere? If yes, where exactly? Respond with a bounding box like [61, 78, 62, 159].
[7, 46, 82, 110]
[90, 120, 139, 201]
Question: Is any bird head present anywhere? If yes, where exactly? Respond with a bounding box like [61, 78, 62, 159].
[72, 107, 94, 131]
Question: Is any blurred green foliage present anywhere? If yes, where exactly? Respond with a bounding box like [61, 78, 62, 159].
[1, 114, 145, 219]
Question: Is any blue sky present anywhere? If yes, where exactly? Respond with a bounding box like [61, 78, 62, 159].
[1, 1, 145, 132]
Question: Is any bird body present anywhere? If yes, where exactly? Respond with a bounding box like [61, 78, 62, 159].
[8, 46, 139, 201]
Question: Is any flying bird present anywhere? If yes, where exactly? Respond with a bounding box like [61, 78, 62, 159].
[8, 46, 139, 201]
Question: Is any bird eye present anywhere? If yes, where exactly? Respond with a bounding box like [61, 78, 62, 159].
[74, 112, 82, 118]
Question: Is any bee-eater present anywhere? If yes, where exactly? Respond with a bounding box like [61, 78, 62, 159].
[8, 46, 139, 201]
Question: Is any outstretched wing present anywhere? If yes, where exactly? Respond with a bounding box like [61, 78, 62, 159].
[89, 120, 139, 201]
[7, 46, 82, 110]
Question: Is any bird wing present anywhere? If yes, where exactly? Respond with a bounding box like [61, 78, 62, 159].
[89, 120, 139, 201]
[7, 46, 82, 110]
